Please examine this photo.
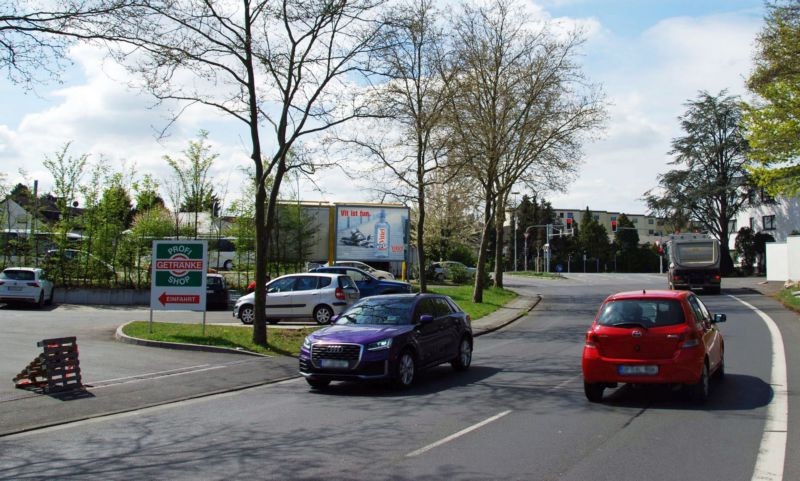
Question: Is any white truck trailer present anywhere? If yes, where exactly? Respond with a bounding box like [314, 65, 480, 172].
[665, 233, 722, 294]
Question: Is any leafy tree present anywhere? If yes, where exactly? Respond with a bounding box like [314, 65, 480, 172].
[744, 0, 800, 195]
[644, 91, 752, 275]
[164, 130, 218, 239]
[735, 227, 757, 275]
[41, 142, 89, 257]
[132, 174, 165, 213]
[577, 207, 610, 272]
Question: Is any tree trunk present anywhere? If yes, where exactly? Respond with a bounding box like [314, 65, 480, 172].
[472, 193, 494, 303]
[493, 204, 505, 288]
[417, 188, 428, 293]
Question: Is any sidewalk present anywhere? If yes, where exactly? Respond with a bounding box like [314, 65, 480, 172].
[0, 294, 540, 437]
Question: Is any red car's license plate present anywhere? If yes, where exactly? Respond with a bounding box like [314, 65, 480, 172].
[618, 365, 658, 375]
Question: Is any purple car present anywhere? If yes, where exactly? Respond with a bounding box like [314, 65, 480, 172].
[298, 293, 473, 389]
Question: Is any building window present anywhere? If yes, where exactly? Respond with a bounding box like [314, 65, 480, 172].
[729, 219, 737, 233]
[648, 229, 654, 235]
[763, 215, 776, 231]
[648, 218, 654, 225]
[593, 215, 599, 221]
[749, 217, 755, 230]
[632, 218, 638, 224]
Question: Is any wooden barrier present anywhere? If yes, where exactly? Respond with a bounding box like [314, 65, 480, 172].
[13, 337, 83, 393]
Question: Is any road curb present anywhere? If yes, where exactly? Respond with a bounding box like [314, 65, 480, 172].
[474, 295, 541, 336]
[115, 322, 269, 357]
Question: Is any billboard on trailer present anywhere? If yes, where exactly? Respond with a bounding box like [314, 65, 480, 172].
[150, 240, 208, 311]
[335, 205, 408, 262]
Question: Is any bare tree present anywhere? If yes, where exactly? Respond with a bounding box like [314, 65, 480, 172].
[447, 0, 605, 300]
[335, 0, 457, 291]
[72, 0, 387, 345]
[0, 0, 127, 87]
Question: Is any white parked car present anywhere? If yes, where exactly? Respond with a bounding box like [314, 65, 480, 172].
[0, 267, 55, 307]
[430, 261, 477, 281]
[233, 272, 359, 325]
[329, 260, 395, 280]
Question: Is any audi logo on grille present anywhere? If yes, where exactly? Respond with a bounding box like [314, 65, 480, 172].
[327, 345, 344, 353]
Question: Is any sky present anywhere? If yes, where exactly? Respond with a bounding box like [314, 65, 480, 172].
[0, 0, 766, 216]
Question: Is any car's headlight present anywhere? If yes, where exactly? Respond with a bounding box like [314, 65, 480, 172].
[366, 338, 392, 351]
[302, 337, 312, 350]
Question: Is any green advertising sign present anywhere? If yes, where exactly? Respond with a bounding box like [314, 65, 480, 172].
[150, 240, 207, 311]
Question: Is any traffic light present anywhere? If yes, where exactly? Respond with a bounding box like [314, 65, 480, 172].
[611, 220, 617, 232]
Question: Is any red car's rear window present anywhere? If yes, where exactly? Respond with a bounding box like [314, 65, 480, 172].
[597, 299, 685, 327]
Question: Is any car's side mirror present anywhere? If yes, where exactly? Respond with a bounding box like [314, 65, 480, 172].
[712, 313, 727, 323]
[418, 314, 434, 325]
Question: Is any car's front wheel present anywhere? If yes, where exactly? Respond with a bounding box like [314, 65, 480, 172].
[223, 260, 233, 271]
[313, 305, 334, 325]
[584, 382, 604, 403]
[239, 305, 255, 325]
[451, 336, 472, 371]
[393, 350, 416, 388]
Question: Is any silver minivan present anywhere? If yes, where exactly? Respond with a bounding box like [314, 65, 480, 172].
[233, 272, 359, 325]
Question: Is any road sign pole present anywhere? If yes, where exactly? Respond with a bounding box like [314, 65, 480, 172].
[149, 308, 153, 334]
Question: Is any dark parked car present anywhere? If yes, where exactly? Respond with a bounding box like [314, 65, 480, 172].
[299, 293, 473, 389]
[206, 273, 230, 310]
[310, 266, 411, 297]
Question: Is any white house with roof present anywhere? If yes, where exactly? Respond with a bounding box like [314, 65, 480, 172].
[731, 194, 800, 282]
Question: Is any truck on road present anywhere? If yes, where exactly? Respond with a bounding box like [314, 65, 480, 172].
[666, 233, 721, 294]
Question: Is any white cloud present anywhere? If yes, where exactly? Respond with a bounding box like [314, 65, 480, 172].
[0, 6, 764, 218]
[550, 11, 762, 214]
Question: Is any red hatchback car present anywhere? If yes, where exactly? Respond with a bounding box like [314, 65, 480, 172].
[582, 290, 726, 403]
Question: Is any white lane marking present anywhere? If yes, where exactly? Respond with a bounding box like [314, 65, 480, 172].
[406, 410, 512, 458]
[87, 364, 226, 388]
[729, 295, 787, 481]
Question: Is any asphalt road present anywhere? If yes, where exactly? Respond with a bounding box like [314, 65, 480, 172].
[0, 274, 796, 481]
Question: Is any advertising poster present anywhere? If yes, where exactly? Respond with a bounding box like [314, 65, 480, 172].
[335, 205, 408, 262]
[150, 240, 208, 311]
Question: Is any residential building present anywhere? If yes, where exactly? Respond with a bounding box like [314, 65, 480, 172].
[551, 208, 674, 245]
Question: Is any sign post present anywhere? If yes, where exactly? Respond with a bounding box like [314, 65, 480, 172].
[150, 240, 208, 334]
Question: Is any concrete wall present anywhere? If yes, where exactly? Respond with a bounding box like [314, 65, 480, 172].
[766, 235, 800, 282]
[54, 288, 150, 306]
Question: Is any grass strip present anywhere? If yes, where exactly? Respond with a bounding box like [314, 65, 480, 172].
[428, 285, 518, 319]
[775, 288, 800, 314]
[122, 286, 517, 355]
[122, 321, 317, 356]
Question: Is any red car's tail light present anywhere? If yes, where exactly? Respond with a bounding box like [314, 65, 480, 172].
[673, 275, 681, 282]
[335, 287, 346, 300]
[680, 328, 700, 348]
[585, 330, 598, 348]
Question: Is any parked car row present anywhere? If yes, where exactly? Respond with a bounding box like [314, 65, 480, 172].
[233, 267, 413, 325]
